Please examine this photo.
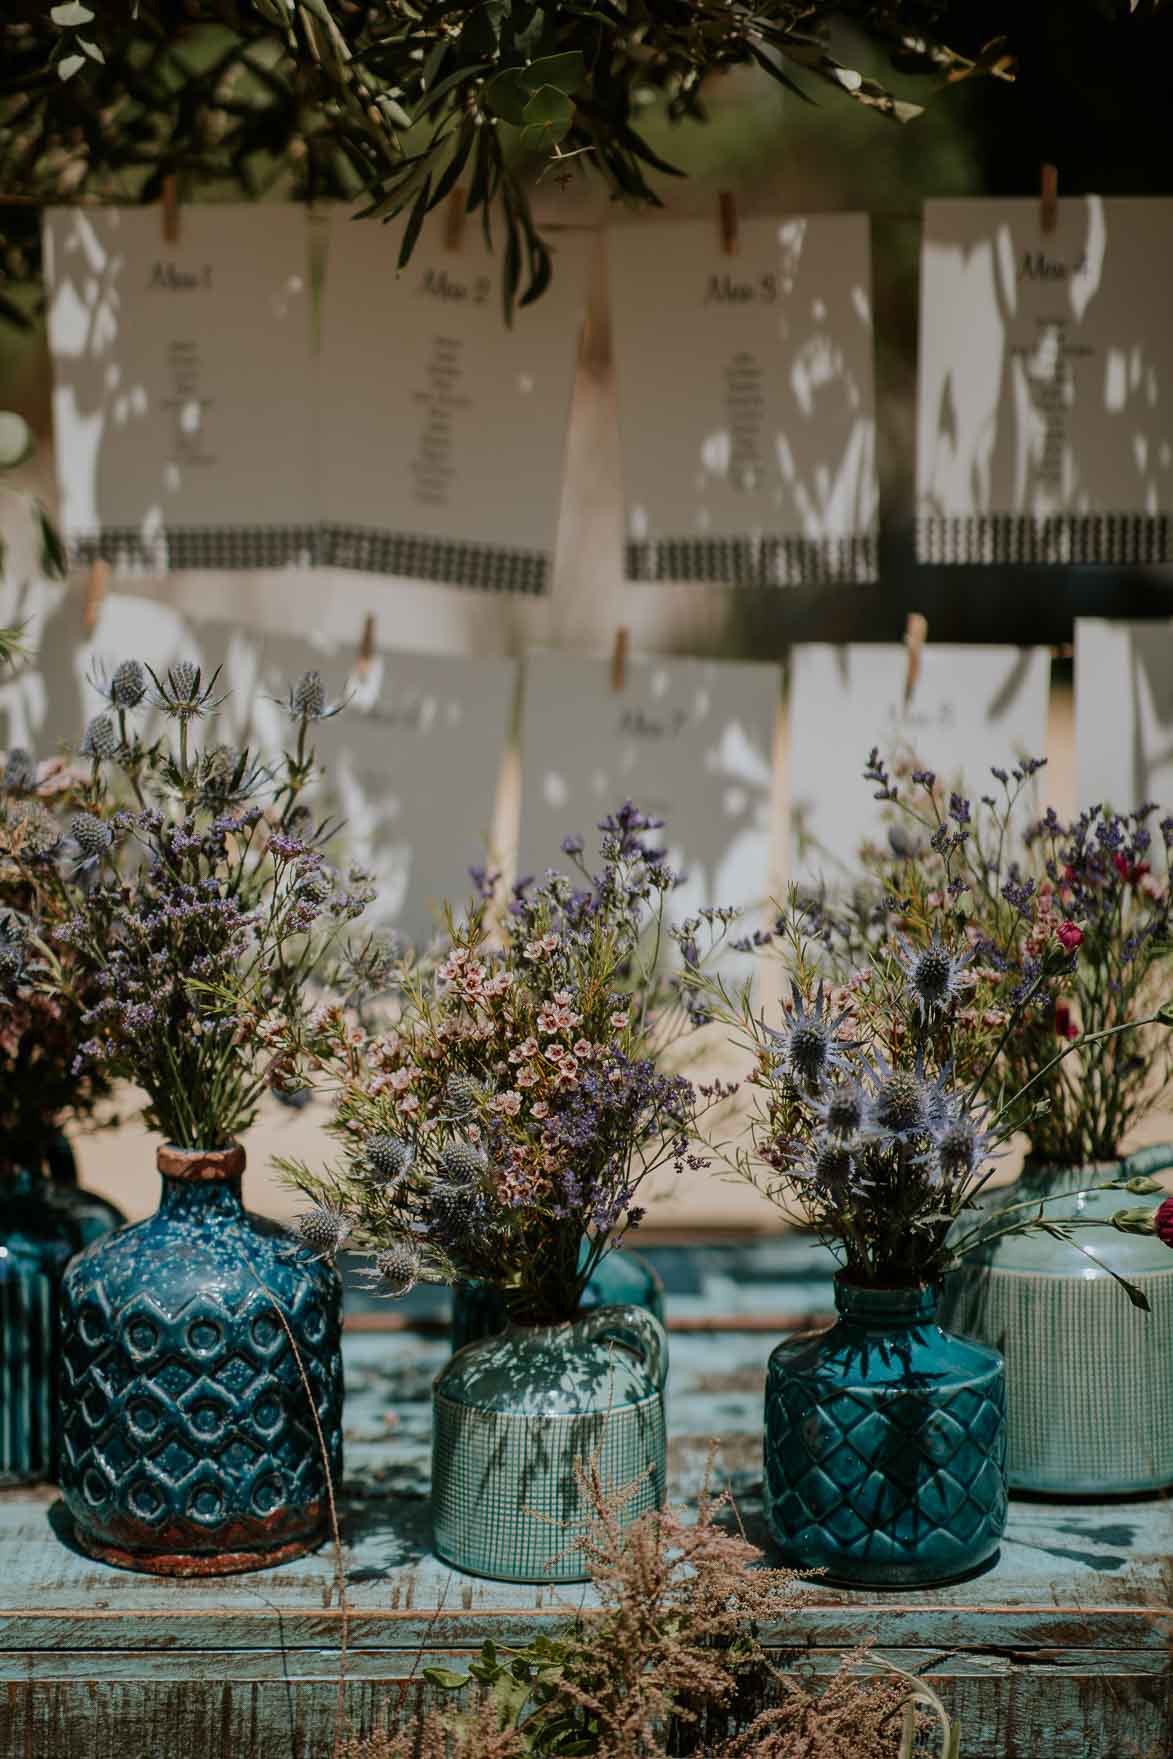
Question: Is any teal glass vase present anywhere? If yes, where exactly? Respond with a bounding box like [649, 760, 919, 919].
[450, 1246, 664, 1352]
[764, 1281, 1007, 1588]
[432, 1303, 668, 1583]
[941, 1145, 1173, 1494]
[0, 1166, 83, 1485]
[57, 1143, 344, 1576]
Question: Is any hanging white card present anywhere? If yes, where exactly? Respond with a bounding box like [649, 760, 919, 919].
[1075, 620, 1173, 828]
[318, 211, 590, 594]
[239, 636, 516, 946]
[918, 197, 1173, 564]
[518, 652, 779, 930]
[43, 206, 316, 573]
[789, 644, 1052, 883]
[608, 215, 878, 587]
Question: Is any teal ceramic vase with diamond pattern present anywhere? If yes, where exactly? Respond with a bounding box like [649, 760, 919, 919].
[432, 1303, 668, 1583]
[764, 1280, 1006, 1587]
[57, 1143, 343, 1576]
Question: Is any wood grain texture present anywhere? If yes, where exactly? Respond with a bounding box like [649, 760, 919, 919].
[0, 1252, 1170, 1759]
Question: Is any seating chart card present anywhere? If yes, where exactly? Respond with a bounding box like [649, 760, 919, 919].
[608, 216, 879, 588]
[1075, 620, 1173, 828]
[43, 207, 316, 574]
[918, 198, 1173, 565]
[518, 652, 779, 928]
[239, 636, 516, 946]
[318, 212, 590, 595]
[789, 644, 1051, 883]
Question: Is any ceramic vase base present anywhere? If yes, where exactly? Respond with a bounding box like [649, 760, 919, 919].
[431, 1542, 592, 1587]
[771, 1542, 1002, 1591]
[72, 1518, 328, 1578]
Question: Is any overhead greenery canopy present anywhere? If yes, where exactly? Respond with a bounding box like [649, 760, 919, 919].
[0, 3, 1167, 315]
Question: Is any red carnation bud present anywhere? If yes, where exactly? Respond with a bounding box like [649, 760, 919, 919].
[1113, 853, 1151, 886]
[1155, 1197, 1173, 1249]
[1055, 921, 1083, 953]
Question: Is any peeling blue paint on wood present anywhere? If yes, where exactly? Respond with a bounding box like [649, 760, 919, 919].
[0, 1243, 1169, 1758]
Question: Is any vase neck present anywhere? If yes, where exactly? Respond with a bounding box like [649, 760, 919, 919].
[157, 1174, 246, 1220]
[1019, 1157, 1121, 1197]
[155, 1143, 246, 1219]
[834, 1282, 938, 1328]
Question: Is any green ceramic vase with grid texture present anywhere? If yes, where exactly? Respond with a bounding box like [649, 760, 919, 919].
[940, 1144, 1173, 1494]
[431, 1303, 668, 1583]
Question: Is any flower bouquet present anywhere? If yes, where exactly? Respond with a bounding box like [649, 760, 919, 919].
[3, 656, 375, 1572]
[703, 886, 1092, 1585]
[845, 753, 1173, 1493]
[279, 806, 730, 1581]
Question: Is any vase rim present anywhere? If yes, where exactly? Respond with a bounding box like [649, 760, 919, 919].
[833, 1279, 938, 1321]
[157, 1142, 245, 1183]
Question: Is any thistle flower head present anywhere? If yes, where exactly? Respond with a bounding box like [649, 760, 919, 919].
[766, 982, 852, 1087]
[297, 1205, 351, 1258]
[863, 1051, 946, 1145]
[70, 810, 112, 860]
[925, 1105, 1000, 1186]
[296, 866, 334, 906]
[360, 1243, 420, 1299]
[0, 919, 25, 988]
[3, 747, 37, 792]
[899, 936, 969, 1018]
[791, 1134, 860, 1192]
[440, 1139, 486, 1186]
[283, 669, 346, 724]
[81, 713, 118, 760]
[444, 1072, 480, 1117]
[809, 1080, 867, 1139]
[364, 1132, 414, 1185]
[148, 659, 224, 721]
[110, 658, 147, 708]
[429, 1181, 477, 1239]
[11, 801, 59, 856]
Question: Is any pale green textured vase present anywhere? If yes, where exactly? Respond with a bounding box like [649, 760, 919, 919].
[941, 1145, 1173, 1495]
[431, 1304, 668, 1583]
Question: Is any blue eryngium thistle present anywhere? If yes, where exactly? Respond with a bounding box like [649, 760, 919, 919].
[899, 935, 969, 1018]
[358, 1243, 421, 1299]
[767, 982, 852, 1086]
[81, 713, 118, 760]
[863, 1051, 946, 1146]
[283, 669, 347, 724]
[298, 1205, 351, 1257]
[792, 1133, 861, 1192]
[924, 1105, 1000, 1186]
[3, 746, 37, 792]
[364, 1132, 414, 1184]
[147, 659, 225, 722]
[809, 1079, 868, 1139]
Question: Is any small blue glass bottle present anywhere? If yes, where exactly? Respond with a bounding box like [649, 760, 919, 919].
[450, 1245, 664, 1352]
[43, 1132, 127, 1248]
[764, 1280, 1007, 1587]
[58, 1143, 343, 1576]
[1, 1165, 83, 1485]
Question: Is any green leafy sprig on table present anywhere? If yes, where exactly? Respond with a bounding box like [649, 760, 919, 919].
[1, 2, 1003, 319]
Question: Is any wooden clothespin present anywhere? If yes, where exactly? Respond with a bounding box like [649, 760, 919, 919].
[610, 627, 629, 693]
[445, 186, 467, 254]
[903, 611, 928, 707]
[355, 611, 376, 679]
[718, 190, 738, 257]
[1040, 162, 1058, 235]
[161, 173, 180, 246]
[82, 559, 110, 637]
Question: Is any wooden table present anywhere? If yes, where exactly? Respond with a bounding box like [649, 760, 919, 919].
[1, 1242, 1169, 1759]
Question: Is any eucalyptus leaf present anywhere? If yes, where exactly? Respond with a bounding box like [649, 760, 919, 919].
[50, 2, 95, 25]
[520, 86, 574, 152]
[482, 67, 531, 125]
[57, 52, 87, 80]
[522, 51, 586, 94]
